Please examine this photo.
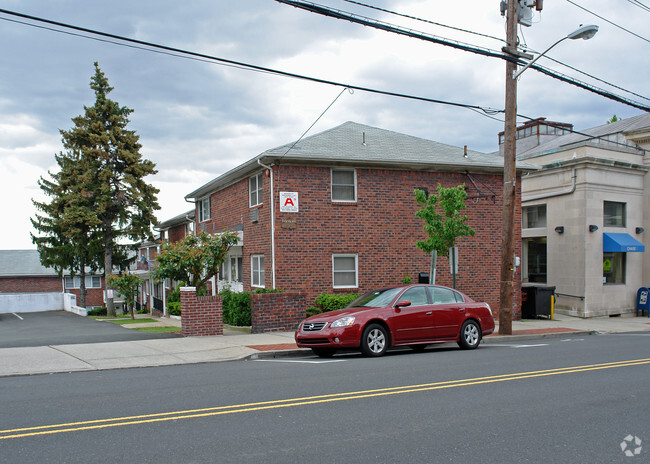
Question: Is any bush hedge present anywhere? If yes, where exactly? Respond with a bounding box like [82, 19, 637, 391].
[87, 307, 107, 316]
[167, 301, 181, 316]
[307, 292, 359, 316]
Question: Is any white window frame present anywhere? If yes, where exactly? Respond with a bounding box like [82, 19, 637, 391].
[198, 197, 211, 222]
[251, 254, 265, 288]
[332, 254, 358, 289]
[250, 173, 263, 208]
[331, 168, 357, 202]
[64, 276, 102, 289]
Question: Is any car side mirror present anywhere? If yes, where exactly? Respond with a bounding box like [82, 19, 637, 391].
[394, 300, 411, 308]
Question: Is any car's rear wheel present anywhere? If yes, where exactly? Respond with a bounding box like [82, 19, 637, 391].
[458, 319, 481, 350]
[311, 347, 337, 358]
[361, 323, 389, 356]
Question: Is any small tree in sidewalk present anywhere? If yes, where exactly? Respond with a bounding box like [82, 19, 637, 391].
[107, 273, 143, 319]
[414, 184, 475, 287]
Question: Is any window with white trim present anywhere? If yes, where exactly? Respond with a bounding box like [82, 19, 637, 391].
[198, 197, 211, 222]
[64, 276, 102, 289]
[332, 254, 358, 288]
[250, 173, 263, 207]
[251, 255, 265, 288]
[331, 169, 356, 202]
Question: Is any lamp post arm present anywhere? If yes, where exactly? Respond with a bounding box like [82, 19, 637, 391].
[512, 36, 567, 80]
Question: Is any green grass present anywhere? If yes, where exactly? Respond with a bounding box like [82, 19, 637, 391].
[91, 316, 163, 325]
[114, 318, 158, 325]
[131, 326, 182, 334]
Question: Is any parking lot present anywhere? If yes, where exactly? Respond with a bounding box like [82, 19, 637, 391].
[0, 311, 181, 348]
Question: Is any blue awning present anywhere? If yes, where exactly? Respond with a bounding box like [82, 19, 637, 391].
[603, 233, 645, 252]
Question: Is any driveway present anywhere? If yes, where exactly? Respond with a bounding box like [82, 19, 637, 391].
[0, 311, 181, 348]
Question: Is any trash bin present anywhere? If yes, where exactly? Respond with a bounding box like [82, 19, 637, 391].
[637, 287, 650, 317]
[418, 272, 429, 284]
[521, 286, 555, 319]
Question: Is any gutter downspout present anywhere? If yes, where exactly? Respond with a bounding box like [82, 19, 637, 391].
[522, 168, 577, 202]
[257, 158, 277, 289]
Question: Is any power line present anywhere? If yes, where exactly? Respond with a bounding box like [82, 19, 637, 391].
[516, 114, 647, 154]
[275, 0, 650, 111]
[625, 0, 650, 13]
[275, 0, 510, 61]
[535, 54, 650, 103]
[342, 0, 506, 44]
[566, 0, 650, 44]
[0, 8, 502, 117]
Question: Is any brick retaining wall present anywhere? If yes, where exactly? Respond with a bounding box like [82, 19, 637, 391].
[180, 287, 223, 336]
[251, 292, 306, 333]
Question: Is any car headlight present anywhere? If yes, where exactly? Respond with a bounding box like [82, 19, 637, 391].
[330, 316, 355, 328]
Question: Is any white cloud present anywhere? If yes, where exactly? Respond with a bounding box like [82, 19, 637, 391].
[0, 0, 647, 250]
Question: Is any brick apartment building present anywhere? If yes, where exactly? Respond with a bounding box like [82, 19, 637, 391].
[133, 209, 196, 314]
[0, 249, 106, 308]
[185, 121, 537, 317]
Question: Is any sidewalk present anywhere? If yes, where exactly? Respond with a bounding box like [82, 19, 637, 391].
[1, 313, 649, 377]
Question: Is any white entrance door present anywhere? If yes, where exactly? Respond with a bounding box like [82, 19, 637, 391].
[218, 253, 243, 293]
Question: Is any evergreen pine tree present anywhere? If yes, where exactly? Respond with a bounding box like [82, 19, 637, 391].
[31, 150, 103, 307]
[62, 62, 160, 316]
[32, 62, 159, 314]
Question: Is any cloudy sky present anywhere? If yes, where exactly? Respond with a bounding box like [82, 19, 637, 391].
[1, 0, 648, 249]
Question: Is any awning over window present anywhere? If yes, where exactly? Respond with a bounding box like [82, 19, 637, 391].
[603, 233, 645, 252]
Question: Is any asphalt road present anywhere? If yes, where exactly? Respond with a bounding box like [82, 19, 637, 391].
[0, 311, 181, 348]
[1, 332, 648, 463]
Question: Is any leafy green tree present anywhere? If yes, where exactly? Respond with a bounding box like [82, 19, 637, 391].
[107, 273, 143, 319]
[606, 114, 619, 124]
[153, 232, 239, 294]
[31, 145, 103, 307]
[62, 62, 160, 316]
[414, 184, 475, 287]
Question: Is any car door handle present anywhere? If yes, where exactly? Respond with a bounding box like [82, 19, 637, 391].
[426, 312, 432, 315]
[458, 308, 465, 312]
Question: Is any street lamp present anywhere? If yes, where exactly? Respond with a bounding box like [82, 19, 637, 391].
[513, 25, 599, 79]
[499, 9, 598, 335]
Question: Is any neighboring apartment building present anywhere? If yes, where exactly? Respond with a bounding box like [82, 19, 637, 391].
[185, 121, 537, 318]
[0, 249, 106, 309]
[510, 114, 650, 317]
[134, 210, 196, 314]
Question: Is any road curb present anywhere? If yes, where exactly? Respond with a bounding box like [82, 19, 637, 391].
[245, 330, 600, 360]
[483, 330, 598, 344]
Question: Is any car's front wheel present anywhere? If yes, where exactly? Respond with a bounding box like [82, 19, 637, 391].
[361, 323, 389, 356]
[458, 319, 482, 350]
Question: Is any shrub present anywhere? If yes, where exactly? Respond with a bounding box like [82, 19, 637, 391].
[167, 301, 181, 316]
[306, 306, 322, 317]
[167, 286, 181, 304]
[221, 289, 251, 326]
[87, 307, 107, 316]
[313, 292, 359, 314]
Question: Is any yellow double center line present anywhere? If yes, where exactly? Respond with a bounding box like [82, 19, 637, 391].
[2, 357, 649, 440]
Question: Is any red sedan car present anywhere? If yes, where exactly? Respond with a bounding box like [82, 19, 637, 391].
[295, 284, 495, 357]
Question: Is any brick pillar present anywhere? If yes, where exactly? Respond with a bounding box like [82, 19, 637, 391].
[180, 287, 223, 336]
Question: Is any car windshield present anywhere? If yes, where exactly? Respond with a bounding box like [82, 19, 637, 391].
[346, 288, 403, 308]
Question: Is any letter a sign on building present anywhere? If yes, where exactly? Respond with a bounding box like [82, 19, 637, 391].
[280, 192, 299, 212]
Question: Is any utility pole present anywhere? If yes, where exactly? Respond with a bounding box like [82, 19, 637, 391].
[499, 0, 519, 335]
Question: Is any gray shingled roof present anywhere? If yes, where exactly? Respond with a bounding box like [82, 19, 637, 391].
[0, 250, 59, 277]
[156, 209, 195, 230]
[518, 113, 650, 160]
[187, 121, 538, 200]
